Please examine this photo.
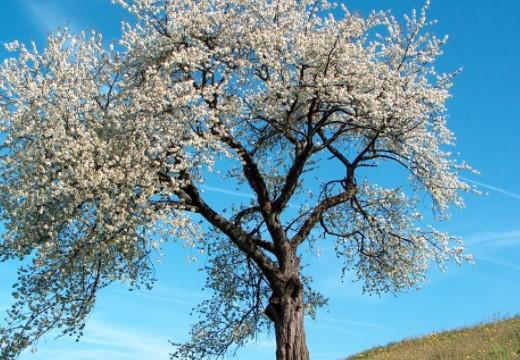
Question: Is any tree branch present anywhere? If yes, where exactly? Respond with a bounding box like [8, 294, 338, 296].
[272, 141, 314, 213]
[290, 182, 358, 247]
[216, 130, 272, 212]
[181, 179, 279, 283]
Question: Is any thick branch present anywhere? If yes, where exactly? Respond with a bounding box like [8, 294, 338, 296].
[273, 100, 346, 213]
[217, 131, 272, 211]
[316, 127, 350, 167]
[181, 180, 279, 283]
[233, 205, 261, 225]
[273, 142, 314, 213]
[290, 183, 358, 247]
[216, 131, 292, 252]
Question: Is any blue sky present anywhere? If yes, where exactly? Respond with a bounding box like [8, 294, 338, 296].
[1, 0, 519, 359]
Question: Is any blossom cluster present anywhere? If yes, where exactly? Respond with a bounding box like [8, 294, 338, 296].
[0, 0, 473, 357]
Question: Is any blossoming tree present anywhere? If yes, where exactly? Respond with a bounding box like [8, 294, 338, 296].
[0, 1, 473, 359]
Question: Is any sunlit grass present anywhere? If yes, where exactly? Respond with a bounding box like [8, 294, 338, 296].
[346, 316, 520, 360]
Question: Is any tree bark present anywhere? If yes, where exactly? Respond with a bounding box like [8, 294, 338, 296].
[266, 277, 310, 360]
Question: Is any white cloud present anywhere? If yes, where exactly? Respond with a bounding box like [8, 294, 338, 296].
[19, 0, 77, 35]
[466, 229, 520, 250]
[478, 255, 520, 272]
[83, 320, 171, 356]
[27, 348, 149, 360]
[23, 319, 172, 360]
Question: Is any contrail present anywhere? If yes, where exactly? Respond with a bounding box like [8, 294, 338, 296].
[200, 184, 298, 209]
[200, 185, 255, 199]
[204, 178, 520, 205]
[461, 176, 520, 201]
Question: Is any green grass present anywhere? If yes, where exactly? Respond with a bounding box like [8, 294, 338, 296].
[346, 316, 520, 360]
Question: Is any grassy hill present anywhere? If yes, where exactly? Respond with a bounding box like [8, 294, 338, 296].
[346, 316, 520, 360]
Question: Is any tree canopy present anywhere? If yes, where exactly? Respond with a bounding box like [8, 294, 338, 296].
[0, 1, 473, 359]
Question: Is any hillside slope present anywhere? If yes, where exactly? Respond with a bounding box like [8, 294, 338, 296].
[346, 316, 520, 360]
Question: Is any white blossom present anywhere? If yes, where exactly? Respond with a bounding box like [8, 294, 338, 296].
[0, 1, 474, 358]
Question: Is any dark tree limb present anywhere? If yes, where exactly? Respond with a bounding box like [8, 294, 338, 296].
[290, 181, 358, 247]
[181, 179, 280, 283]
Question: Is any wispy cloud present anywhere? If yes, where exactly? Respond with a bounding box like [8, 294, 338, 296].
[306, 316, 383, 338]
[461, 229, 520, 277]
[109, 286, 199, 307]
[309, 323, 360, 335]
[82, 320, 171, 356]
[461, 176, 520, 201]
[23, 319, 172, 360]
[478, 255, 520, 272]
[466, 229, 520, 249]
[319, 316, 383, 330]
[26, 348, 152, 360]
[19, 0, 78, 35]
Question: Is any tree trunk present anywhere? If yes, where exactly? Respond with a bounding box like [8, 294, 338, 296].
[266, 277, 310, 360]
